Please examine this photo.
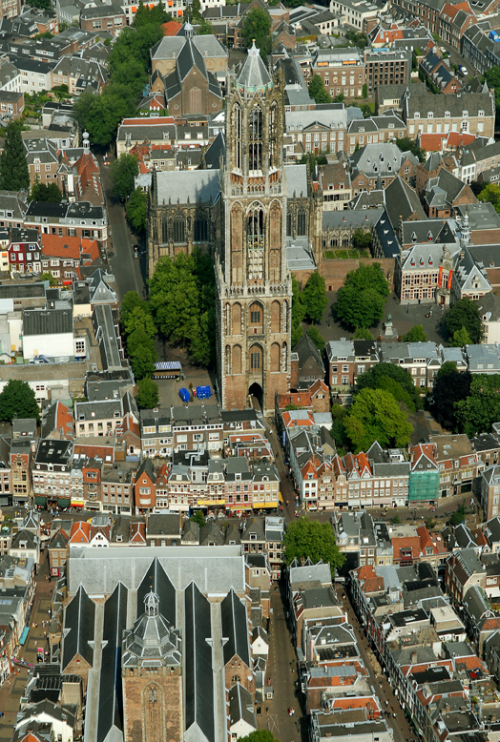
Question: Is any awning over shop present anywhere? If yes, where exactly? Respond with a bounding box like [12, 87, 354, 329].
[58, 498, 71, 508]
[34, 496, 46, 506]
[19, 626, 29, 646]
[71, 500, 85, 508]
[197, 499, 226, 506]
[252, 502, 278, 509]
[279, 492, 284, 503]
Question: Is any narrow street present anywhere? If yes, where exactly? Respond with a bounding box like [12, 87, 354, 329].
[0, 548, 53, 741]
[98, 157, 146, 301]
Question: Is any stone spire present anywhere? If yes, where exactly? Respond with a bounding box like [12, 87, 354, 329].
[235, 40, 272, 95]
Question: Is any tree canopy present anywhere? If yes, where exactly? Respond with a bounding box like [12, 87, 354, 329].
[136, 377, 159, 409]
[241, 8, 271, 57]
[240, 731, 280, 742]
[356, 362, 421, 412]
[478, 183, 500, 212]
[344, 387, 413, 453]
[444, 298, 483, 344]
[351, 228, 372, 252]
[126, 188, 147, 232]
[403, 325, 427, 342]
[73, 21, 165, 147]
[431, 363, 471, 431]
[121, 292, 157, 380]
[455, 374, 500, 437]
[0, 379, 40, 422]
[111, 153, 139, 201]
[395, 136, 426, 163]
[335, 263, 388, 330]
[484, 66, 500, 125]
[283, 517, 345, 575]
[148, 251, 216, 367]
[30, 181, 62, 203]
[0, 122, 29, 192]
[302, 272, 328, 324]
[291, 276, 305, 346]
[307, 325, 325, 352]
[308, 74, 331, 104]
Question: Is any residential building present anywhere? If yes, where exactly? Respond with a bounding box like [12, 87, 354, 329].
[364, 48, 412, 96]
[310, 48, 365, 101]
[409, 444, 440, 503]
[404, 90, 495, 140]
[32, 439, 74, 508]
[326, 337, 379, 401]
[79, 3, 126, 35]
[430, 434, 479, 499]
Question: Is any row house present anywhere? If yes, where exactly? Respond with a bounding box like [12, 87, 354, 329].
[438, 2, 476, 50]
[430, 433, 480, 498]
[310, 48, 366, 101]
[7, 228, 41, 275]
[333, 510, 393, 570]
[240, 516, 285, 579]
[38, 234, 100, 285]
[445, 547, 500, 603]
[336, 445, 410, 510]
[364, 48, 412, 96]
[328, 0, 379, 33]
[141, 405, 224, 458]
[378, 341, 442, 388]
[404, 90, 496, 140]
[462, 20, 500, 76]
[32, 438, 74, 509]
[395, 242, 461, 306]
[345, 113, 407, 156]
[326, 338, 379, 401]
[392, 0, 447, 35]
[226, 432, 273, 461]
[24, 137, 60, 189]
[408, 444, 440, 503]
[24, 201, 108, 248]
[317, 162, 352, 212]
[349, 141, 418, 193]
[74, 392, 138, 438]
[419, 48, 462, 94]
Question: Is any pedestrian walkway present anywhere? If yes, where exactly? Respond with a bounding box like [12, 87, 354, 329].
[0, 552, 53, 741]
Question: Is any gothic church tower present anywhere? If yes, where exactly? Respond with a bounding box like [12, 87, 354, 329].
[216, 43, 292, 413]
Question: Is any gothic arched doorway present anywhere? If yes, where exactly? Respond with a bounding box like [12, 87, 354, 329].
[249, 382, 263, 412]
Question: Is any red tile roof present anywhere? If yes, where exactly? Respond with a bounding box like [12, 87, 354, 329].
[41, 234, 80, 260]
[162, 19, 182, 35]
[70, 521, 90, 543]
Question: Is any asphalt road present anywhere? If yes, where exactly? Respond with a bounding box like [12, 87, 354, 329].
[98, 157, 146, 301]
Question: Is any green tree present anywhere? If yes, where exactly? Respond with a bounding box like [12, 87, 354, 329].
[239, 733, 280, 742]
[450, 326, 472, 347]
[331, 404, 349, 452]
[449, 500, 466, 526]
[40, 272, 57, 287]
[136, 377, 159, 408]
[478, 183, 500, 212]
[111, 153, 139, 201]
[432, 364, 471, 430]
[127, 328, 157, 379]
[362, 83, 368, 99]
[454, 374, 500, 436]
[352, 328, 373, 340]
[345, 387, 413, 453]
[403, 325, 427, 342]
[351, 228, 372, 252]
[127, 188, 147, 232]
[484, 66, 500, 124]
[30, 181, 62, 202]
[241, 8, 271, 58]
[335, 285, 385, 329]
[335, 263, 389, 329]
[0, 379, 40, 422]
[133, 0, 151, 26]
[0, 122, 29, 191]
[190, 510, 206, 527]
[283, 517, 345, 576]
[444, 298, 484, 344]
[291, 276, 306, 347]
[308, 74, 332, 104]
[302, 272, 327, 323]
[26, 0, 50, 8]
[121, 291, 146, 333]
[307, 325, 325, 352]
[356, 362, 421, 411]
[395, 136, 426, 163]
[124, 306, 156, 339]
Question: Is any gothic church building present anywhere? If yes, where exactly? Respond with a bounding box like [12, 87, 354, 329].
[147, 42, 322, 413]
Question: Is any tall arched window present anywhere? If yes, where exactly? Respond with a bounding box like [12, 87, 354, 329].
[232, 103, 242, 170]
[232, 345, 242, 374]
[271, 342, 280, 372]
[232, 303, 242, 335]
[248, 302, 263, 333]
[161, 220, 168, 243]
[271, 301, 280, 333]
[173, 216, 185, 243]
[189, 88, 202, 113]
[247, 205, 265, 280]
[249, 344, 262, 372]
[269, 101, 278, 169]
[286, 212, 292, 237]
[194, 215, 208, 242]
[282, 342, 288, 372]
[297, 209, 307, 236]
[249, 105, 263, 171]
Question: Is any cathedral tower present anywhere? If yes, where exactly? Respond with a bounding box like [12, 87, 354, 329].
[216, 43, 292, 413]
[122, 592, 182, 742]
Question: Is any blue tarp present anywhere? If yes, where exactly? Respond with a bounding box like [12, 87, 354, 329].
[196, 385, 211, 399]
[179, 388, 190, 403]
[19, 626, 29, 646]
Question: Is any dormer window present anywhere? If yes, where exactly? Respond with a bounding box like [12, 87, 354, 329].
[445, 111, 450, 118]
[414, 112, 420, 119]
[462, 111, 468, 118]
[427, 111, 433, 118]
[479, 110, 485, 117]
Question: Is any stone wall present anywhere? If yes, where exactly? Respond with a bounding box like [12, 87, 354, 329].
[319, 257, 395, 292]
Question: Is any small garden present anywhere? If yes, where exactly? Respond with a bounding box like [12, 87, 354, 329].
[323, 248, 371, 259]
